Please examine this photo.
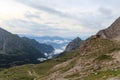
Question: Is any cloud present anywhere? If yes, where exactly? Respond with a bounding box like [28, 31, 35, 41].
[0, 0, 120, 39]
[99, 7, 112, 15]
[16, 0, 72, 19]
[1, 19, 72, 37]
[24, 12, 41, 19]
[43, 40, 69, 44]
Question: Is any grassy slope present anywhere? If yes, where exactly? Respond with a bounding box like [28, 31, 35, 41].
[83, 69, 120, 80]
[0, 50, 79, 80]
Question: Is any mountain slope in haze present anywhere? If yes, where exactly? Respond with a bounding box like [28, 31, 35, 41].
[65, 37, 84, 52]
[22, 37, 54, 54]
[0, 27, 54, 68]
[1, 17, 120, 80]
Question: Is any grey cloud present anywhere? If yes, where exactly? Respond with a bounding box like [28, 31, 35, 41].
[13, 0, 120, 38]
[25, 12, 41, 19]
[3, 18, 86, 38]
[3, 19, 68, 32]
[78, 7, 117, 31]
[16, 0, 80, 21]
[16, 0, 70, 18]
[94, 0, 120, 7]
[98, 7, 112, 16]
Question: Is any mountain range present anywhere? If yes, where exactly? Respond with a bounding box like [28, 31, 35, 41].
[0, 17, 120, 80]
[20, 35, 72, 54]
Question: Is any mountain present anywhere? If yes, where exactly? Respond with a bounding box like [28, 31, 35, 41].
[37, 17, 120, 80]
[0, 27, 54, 68]
[65, 37, 84, 52]
[1, 17, 120, 80]
[20, 35, 71, 54]
[22, 37, 54, 54]
[97, 17, 120, 40]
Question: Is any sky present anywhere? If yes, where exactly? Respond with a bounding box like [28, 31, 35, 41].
[0, 0, 120, 39]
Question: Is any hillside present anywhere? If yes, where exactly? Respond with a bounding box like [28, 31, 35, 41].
[0, 27, 54, 68]
[0, 17, 120, 80]
[0, 37, 120, 80]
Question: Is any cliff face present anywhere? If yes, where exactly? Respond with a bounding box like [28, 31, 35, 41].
[0, 27, 54, 67]
[65, 37, 83, 52]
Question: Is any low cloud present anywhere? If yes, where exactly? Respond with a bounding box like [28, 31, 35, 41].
[43, 40, 69, 44]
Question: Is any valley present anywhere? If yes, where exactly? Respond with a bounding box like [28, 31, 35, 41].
[0, 17, 120, 80]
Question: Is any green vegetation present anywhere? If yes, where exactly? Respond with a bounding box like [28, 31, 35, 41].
[60, 59, 76, 73]
[0, 51, 79, 80]
[83, 68, 120, 80]
[85, 38, 120, 60]
[95, 55, 113, 61]
[64, 72, 80, 78]
[0, 39, 120, 80]
[109, 47, 120, 53]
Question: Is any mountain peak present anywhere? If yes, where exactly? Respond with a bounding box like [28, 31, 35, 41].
[65, 37, 83, 52]
[74, 37, 81, 41]
[97, 17, 120, 40]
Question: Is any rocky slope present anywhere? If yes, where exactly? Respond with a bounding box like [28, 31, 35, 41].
[0, 27, 54, 68]
[65, 37, 84, 52]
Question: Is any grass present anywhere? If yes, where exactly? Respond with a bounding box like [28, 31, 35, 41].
[109, 47, 120, 53]
[64, 72, 80, 78]
[0, 51, 79, 80]
[84, 38, 120, 60]
[95, 55, 113, 61]
[60, 59, 76, 73]
[83, 68, 120, 80]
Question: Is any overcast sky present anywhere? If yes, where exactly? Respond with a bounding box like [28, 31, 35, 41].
[0, 0, 120, 38]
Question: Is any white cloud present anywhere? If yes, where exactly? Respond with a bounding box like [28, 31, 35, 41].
[43, 40, 69, 44]
[54, 49, 63, 55]
[0, 0, 120, 38]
